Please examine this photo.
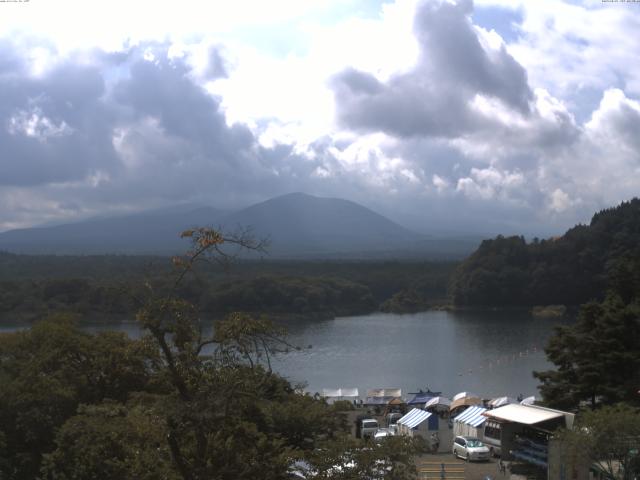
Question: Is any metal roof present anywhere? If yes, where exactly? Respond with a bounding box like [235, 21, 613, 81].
[398, 408, 432, 429]
[484, 404, 565, 425]
[454, 406, 488, 427]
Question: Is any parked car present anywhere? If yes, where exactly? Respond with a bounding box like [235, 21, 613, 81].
[452, 436, 490, 462]
[360, 418, 379, 439]
[374, 428, 394, 443]
[386, 412, 402, 427]
[386, 412, 402, 434]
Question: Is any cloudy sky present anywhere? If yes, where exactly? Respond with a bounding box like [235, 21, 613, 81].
[1, 0, 639, 236]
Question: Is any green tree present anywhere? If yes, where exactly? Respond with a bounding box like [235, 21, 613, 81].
[41, 399, 177, 480]
[131, 228, 418, 479]
[2, 227, 419, 479]
[301, 434, 421, 480]
[534, 295, 640, 410]
[40, 227, 418, 480]
[0, 315, 155, 479]
[556, 404, 640, 480]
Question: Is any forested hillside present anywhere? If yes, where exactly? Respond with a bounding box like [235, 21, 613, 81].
[449, 199, 640, 306]
[0, 254, 454, 320]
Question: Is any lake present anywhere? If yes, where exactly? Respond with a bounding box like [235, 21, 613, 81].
[0, 309, 572, 400]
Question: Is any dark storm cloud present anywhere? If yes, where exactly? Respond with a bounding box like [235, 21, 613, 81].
[105, 47, 332, 206]
[331, 0, 533, 138]
[0, 39, 326, 228]
[113, 50, 255, 162]
[0, 41, 119, 186]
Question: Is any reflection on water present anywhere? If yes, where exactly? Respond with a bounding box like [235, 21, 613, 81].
[0, 310, 572, 399]
[272, 310, 572, 398]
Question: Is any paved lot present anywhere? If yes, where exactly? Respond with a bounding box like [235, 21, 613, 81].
[416, 453, 508, 480]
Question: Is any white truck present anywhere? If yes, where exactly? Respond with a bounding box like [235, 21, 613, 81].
[360, 418, 379, 439]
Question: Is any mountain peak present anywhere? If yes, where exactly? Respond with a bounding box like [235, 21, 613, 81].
[0, 194, 482, 258]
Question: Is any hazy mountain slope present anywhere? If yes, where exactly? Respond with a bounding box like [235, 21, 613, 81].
[0, 193, 479, 258]
[0, 206, 227, 254]
[218, 193, 423, 256]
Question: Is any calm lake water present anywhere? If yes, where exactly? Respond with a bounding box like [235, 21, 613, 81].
[0, 310, 572, 400]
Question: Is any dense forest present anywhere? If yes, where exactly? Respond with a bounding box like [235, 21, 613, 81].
[0, 253, 454, 320]
[449, 198, 640, 306]
[1, 214, 639, 477]
[0, 229, 424, 479]
[532, 248, 640, 475]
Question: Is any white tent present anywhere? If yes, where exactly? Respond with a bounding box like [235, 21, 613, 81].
[365, 388, 402, 405]
[489, 396, 517, 408]
[367, 388, 401, 398]
[520, 395, 536, 405]
[453, 391, 478, 401]
[452, 405, 488, 438]
[321, 388, 359, 403]
[397, 408, 432, 438]
[425, 396, 452, 410]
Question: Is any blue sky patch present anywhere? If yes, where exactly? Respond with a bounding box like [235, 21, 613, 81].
[472, 5, 523, 43]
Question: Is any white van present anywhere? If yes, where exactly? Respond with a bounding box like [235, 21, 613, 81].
[360, 419, 379, 439]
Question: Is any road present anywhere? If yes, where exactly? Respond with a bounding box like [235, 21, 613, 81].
[416, 453, 508, 480]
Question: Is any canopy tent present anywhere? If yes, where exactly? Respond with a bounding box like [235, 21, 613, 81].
[424, 396, 452, 412]
[397, 408, 436, 439]
[365, 388, 402, 405]
[520, 395, 536, 405]
[452, 405, 488, 437]
[367, 388, 401, 398]
[489, 396, 517, 408]
[453, 391, 478, 401]
[450, 396, 482, 412]
[321, 388, 359, 403]
[407, 393, 435, 405]
[483, 404, 565, 426]
[407, 389, 441, 405]
[398, 408, 432, 429]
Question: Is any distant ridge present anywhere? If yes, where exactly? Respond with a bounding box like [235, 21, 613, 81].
[0, 193, 480, 258]
[0, 205, 227, 255]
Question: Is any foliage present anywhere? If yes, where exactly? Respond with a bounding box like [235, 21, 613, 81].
[534, 294, 640, 410]
[0, 257, 454, 319]
[0, 227, 419, 480]
[0, 315, 156, 479]
[450, 198, 640, 306]
[299, 434, 421, 480]
[556, 404, 640, 480]
[41, 399, 177, 480]
[202, 275, 376, 317]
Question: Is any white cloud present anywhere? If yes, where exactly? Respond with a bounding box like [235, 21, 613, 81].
[8, 107, 73, 141]
[549, 188, 572, 213]
[456, 166, 524, 201]
[0, 0, 639, 236]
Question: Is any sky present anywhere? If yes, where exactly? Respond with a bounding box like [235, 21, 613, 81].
[1, 0, 639, 236]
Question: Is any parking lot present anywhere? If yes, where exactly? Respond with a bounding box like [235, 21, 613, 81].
[416, 453, 507, 480]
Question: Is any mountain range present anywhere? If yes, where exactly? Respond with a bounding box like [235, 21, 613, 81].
[0, 193, 481, 258]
